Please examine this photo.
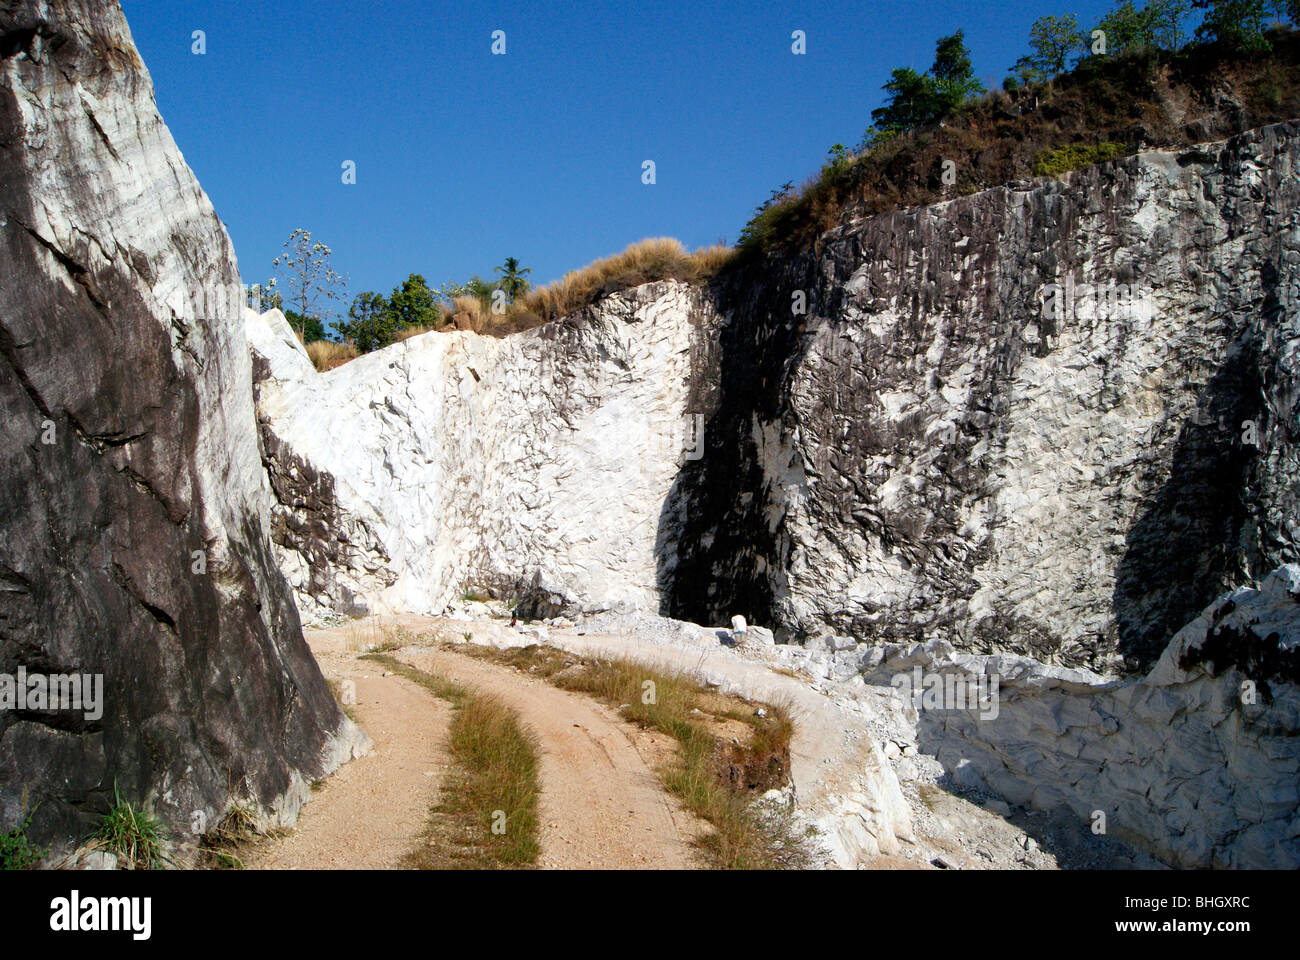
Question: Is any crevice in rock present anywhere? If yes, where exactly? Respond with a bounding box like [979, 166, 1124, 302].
[108, 562, 178, 636]
[79, 98, 119, 161]
[16, 219, 107, 314]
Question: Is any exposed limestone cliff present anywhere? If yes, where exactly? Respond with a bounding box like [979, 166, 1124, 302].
[0, 0, 366, 853]
[248, 282, 722, 622]
[7, 0, 1291, 871]
[669, 120, 1300, 675]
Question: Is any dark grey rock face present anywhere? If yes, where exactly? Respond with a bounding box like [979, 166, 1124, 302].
[665, 121, 1300, 674]
[0, 0, 364, 854]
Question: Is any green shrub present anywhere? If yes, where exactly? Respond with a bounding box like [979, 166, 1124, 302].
[1032, 141, 1126, 176]
[0, 812, 45, 870]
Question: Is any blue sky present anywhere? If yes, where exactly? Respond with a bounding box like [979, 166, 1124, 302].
[120, 0, 1119, 310]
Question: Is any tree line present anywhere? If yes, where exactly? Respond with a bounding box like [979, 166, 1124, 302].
[252, 229, 532, 353]
[868, 0, 1299, 145]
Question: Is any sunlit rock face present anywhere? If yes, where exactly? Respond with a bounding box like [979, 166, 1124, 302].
[855, 565, 1300, 869]
[0, 0, 365, 854]
[248, 282, 722, 622]
[669, 120, 1300, 675]
[254, 123, 1299, 679]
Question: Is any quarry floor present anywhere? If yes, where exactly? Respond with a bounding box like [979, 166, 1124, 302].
[245, 613, 1152, 870]
[247, 618, 704, 869]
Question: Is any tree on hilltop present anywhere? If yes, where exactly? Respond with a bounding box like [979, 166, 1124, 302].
[336, 291, 393, 353]
[1192, 0, 1287, 50]
[1009, 14, 1085, 85]
[494, 257, 532, 302]
[870, 31, 984, 136]
[387, 273, 442, 328]
[272, 229, 347, 343]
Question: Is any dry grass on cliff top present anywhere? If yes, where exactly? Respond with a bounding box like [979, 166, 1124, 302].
[306, 338, 359, 372]
[308, 237, 733, 370]
[452, 237, 735, 336]
[456, 642, 816, 869]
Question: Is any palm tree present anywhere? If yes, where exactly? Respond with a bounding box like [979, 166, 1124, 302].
[494, 257, 532, 302]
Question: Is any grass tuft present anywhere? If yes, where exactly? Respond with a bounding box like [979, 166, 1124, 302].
[95, 784, 170, 870]
[363, 654, 541, 868]
[508, 238, 733, 332]
[393, 324, 437, 343]
[197, 803, 269, 870]
[305, 339, 359, 372]
[416, 238, 738, 342]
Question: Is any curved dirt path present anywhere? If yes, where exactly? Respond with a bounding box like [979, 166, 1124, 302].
[396, 646, 704, 869]
[246, 619, 702, 869]
[243, 655, 452, 869]
[377, 615, 911, 868]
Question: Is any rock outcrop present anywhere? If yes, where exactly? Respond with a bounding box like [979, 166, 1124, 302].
[257, 122, 1300, 680]
[668, 120, 1300, 674]
[852, 565, 1300, 869]
[0, 0, 365, 854]
[248, 282, 721, 622]
[7, 0, 1294, 870]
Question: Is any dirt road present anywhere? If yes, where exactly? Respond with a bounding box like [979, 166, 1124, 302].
[246, 620, 702, 869]
[243, 658, 451, 869]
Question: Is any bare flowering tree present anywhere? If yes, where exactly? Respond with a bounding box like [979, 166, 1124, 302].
[272, 228, 347, 342]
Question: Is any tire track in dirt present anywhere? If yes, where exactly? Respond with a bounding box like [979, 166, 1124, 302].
[395, 646, 704, 869]
[243, 649, 452, 869]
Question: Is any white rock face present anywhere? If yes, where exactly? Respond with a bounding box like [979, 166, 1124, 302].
[855, 566, 1300, 868]
[249, 282, 721, 621]
[666, 121, 1300, 675]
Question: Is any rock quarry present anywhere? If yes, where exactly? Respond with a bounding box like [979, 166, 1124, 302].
[249, 120, 1300, 868]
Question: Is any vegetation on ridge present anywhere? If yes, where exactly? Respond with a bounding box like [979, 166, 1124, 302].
[263, 1, 1300, 371]
[735, 19, 1300, 262]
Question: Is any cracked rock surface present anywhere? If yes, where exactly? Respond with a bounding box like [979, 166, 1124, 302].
[249, 282, 722, 623]
[0, 0, 366, 854]
[669, 121, 1300, 675]
[836, 565, 1300, 868]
